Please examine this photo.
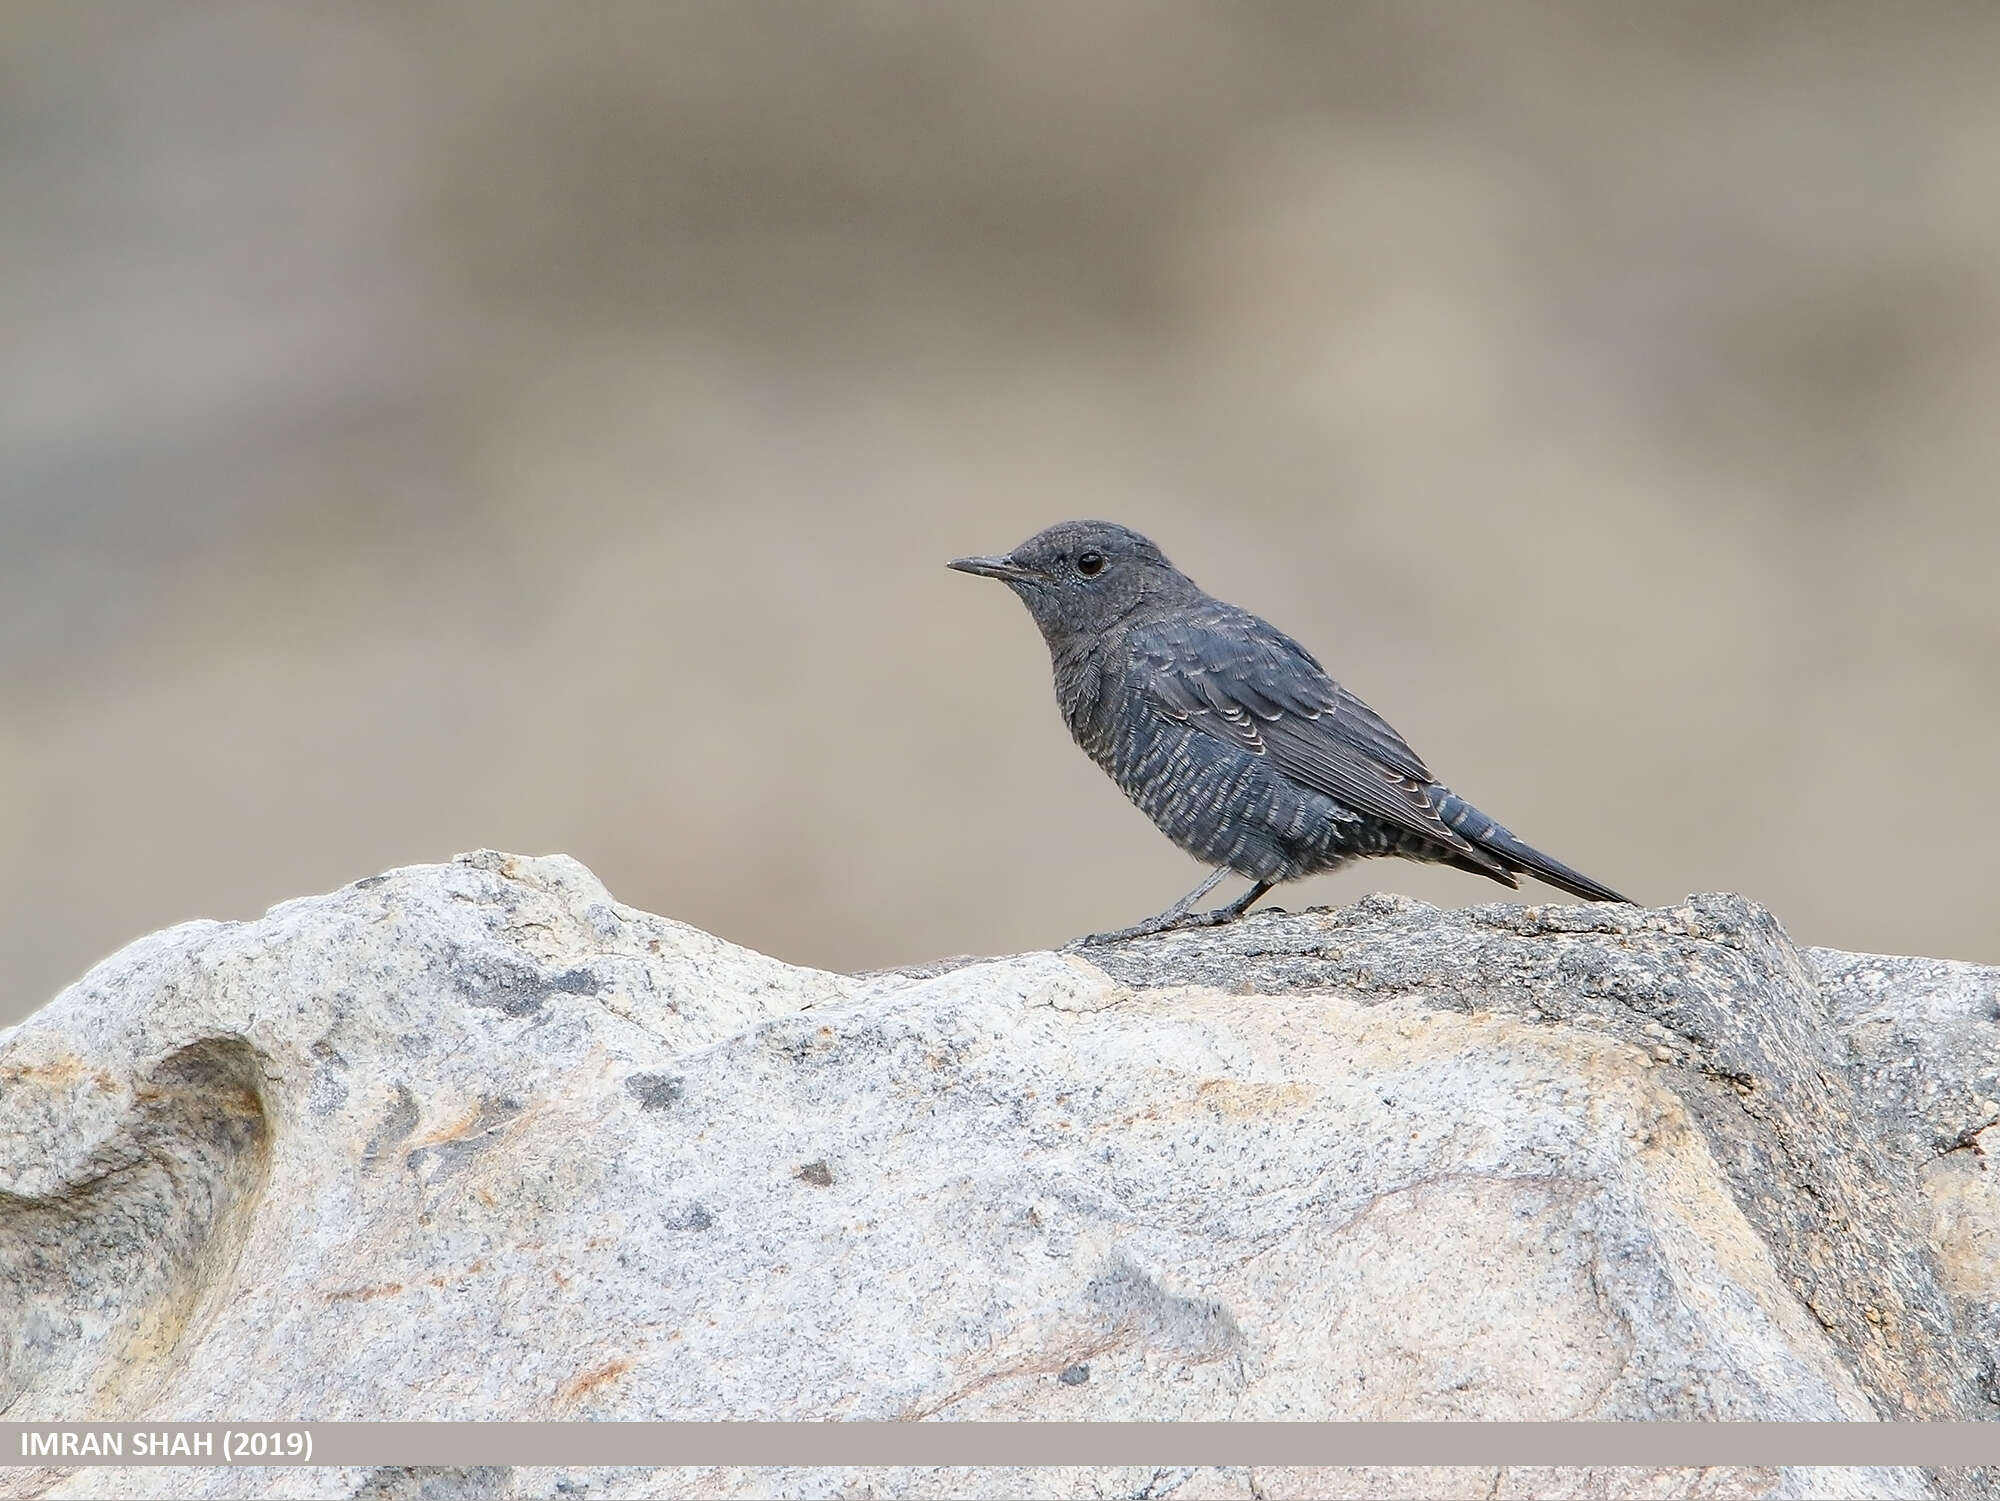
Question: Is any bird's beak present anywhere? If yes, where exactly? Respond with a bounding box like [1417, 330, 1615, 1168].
[947, 554, 1036, 583]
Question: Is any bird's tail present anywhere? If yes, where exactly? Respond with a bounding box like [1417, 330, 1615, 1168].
[1434, 789, 1633, 904]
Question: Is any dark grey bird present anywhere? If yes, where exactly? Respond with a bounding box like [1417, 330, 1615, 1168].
[949, 520, 1631, 944]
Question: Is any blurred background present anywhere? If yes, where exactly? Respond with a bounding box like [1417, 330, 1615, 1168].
[4, 1, 1998, 1021]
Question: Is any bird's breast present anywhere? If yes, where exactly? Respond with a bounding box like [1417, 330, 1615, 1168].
[1049, 646, 1121, 766]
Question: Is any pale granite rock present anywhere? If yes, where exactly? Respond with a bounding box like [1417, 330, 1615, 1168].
[2, 853, 1993, 1501]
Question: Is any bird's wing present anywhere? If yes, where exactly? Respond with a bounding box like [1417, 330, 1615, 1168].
[1130, 609, 1486, 861]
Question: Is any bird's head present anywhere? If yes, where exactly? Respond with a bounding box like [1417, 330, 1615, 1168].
[948, 520, 1191, 645]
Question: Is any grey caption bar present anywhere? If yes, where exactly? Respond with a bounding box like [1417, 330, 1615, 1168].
[2, 1422, 1992, 1469]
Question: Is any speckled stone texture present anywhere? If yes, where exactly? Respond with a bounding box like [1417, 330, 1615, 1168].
[1, 853, 1993, 1501]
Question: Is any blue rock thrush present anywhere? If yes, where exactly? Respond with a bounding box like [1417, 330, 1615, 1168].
[949, 520, 1632, 944]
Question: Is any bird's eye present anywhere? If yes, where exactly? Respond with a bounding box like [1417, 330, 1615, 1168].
[1076, 551, 1106, 577]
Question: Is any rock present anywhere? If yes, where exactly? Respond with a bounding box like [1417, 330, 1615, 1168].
[1, 853, 1994, 1501]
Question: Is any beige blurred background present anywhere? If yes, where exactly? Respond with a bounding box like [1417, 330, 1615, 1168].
[4, 2, 1998, 1023]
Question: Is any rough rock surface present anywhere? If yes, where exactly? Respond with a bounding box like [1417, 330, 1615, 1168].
[1, 852, 1994, 1501]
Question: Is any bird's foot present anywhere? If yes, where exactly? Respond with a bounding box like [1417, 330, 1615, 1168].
[1063, 902, 1249, 950]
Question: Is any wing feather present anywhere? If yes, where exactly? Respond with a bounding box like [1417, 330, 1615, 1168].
[1132, 610, 1492, 865]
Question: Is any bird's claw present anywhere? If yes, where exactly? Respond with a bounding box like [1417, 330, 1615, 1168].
[1063, 905, 1237, 950]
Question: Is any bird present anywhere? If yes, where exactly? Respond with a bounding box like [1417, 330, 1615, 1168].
[948, 520, 1632, 945]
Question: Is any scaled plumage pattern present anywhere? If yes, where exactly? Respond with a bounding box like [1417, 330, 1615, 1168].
[949, 520, 1630, 943]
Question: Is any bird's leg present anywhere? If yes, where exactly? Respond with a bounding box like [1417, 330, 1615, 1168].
[1169, 865, 1235, 913]
[1193, 878, 1274, 927]
[1066, 868, 1251, 948]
